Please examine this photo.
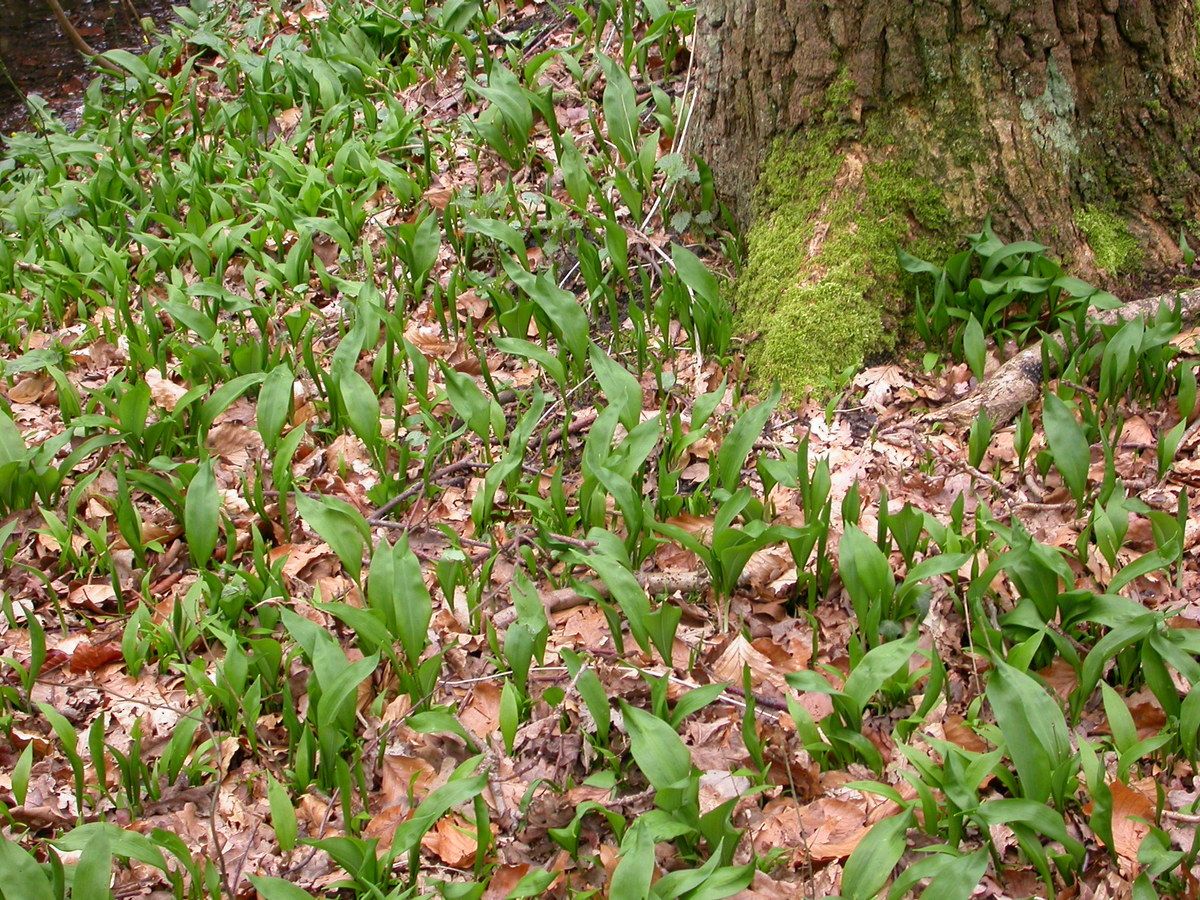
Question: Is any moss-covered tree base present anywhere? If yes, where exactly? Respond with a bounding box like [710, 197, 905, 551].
[695, 0, 1200, 394]
[736, 132, 955, 393]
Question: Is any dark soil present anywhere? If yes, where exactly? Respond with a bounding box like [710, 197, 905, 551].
[0, 0, 176, 133]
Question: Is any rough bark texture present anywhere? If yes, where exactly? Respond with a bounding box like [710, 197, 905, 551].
[691, 0, 1200, 392]
[693, 0, 1200, 259]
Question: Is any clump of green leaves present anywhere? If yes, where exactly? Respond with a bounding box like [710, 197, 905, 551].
[901, 216, 1117, 367]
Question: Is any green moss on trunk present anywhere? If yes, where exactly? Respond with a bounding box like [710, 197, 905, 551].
[735, 131, 954, 395]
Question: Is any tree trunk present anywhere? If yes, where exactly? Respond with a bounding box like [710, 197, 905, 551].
[690, 0, 1200, 393]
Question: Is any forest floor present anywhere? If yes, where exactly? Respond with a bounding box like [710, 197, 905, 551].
[2, 1, 1200, 899]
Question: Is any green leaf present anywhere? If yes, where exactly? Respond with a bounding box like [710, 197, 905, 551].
[0, 833, 53, 900]
[390, 760, 489, 858]
[367, 536, 432, 663]
[101, 48, 154, 83]
[579, 548, 653, 654]
[972, 798, 1084, 862]
[1042, 393, 1090, 504]
[441, 364, 495, 441]
[464, 214, 528, 261]
[294, 492, 368, 583]
[52, 823, 168, 870]
[268, 774, 298, 853]
[248, 876, 317, 900]
[257, 364, 294, 450]
[839, 524, 894, 641]
[963, 315, 985, 381]
[670, 243, 720, 307]
[841, 809, 913, 900]
[717, 383, 780, 492]
[72, 826, 113, 900]
[621, 702, 693, 792]
[494, 336, 566, 388]
[184, 457, 219, 568]
[589, 342, 643, 430]
[986, 660, 1071, 804]
[557, 138, 592, 206]
[200, 373, 266, 433]
[338, 370, 382, 449]
[841, 632, 919, 717]
[598, 55, 639, 162]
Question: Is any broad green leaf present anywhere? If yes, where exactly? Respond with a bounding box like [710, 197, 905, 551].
[267, 774, 298, 852]
[1042, 393, 1090, 504]
[610, 817, 656, 900]
[367, 536, 432, 663]
[294, 492, 368, 583]
[841, 808, 913, 900]
[52, 823, 168, 871]
[257, 363, 294, 450]
[390, 760, 489, 857]
[839, 524, 894, 637]
[621, 702, 693, 791]
[0, 833, 53, 900]
[199, 372, 266, 433]
[494, 337, 566, 388]
[579, 548, 652, 654]
[717, 382, 780, 491]
[184, 457, 219, 568]
[670, 243, 720, 307]
[598, 55, 639, 162]
[338, 370, 382, 449]
[72, 826, 113, 900]
[464, 214, 528, 261]
[441, 363, 495, 441]
[963, 314, 985, 381]
[986, 660, 1070, 804]
[841, 632, 919, 715]
[589, 342, 643, 430]
[557, 138, 592, 206]
[248, 876, 316, 900]
[972, 798, 1084, 862]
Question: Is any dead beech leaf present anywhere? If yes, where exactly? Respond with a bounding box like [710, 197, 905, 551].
[8, 374, 51, 403]
[664, 513, 714, 542]
[1109, 781, 1154, 862]
[1129, 700, 1167, 741]
[1037, 657, 1077, 700]
[482, 865, 535, 900]
[379, 754, 436, 810]
[423, 186, 454, 209]
[421, 814, 479, 868]
[711, 634, 789, 697]
[69, 642, 123, 673]
[69, 582, 117, 610]
[942, 715, 987, 754]
[146, 368, 188, 411]
[458, 682, 502, 739]
[758, 796, 874, 862]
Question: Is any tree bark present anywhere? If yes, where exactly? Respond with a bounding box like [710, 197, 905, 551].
[690, 1, 1200, 394]
[692, 0, 1200, 268]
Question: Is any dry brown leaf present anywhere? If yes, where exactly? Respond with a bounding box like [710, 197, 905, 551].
[1109, 780, 1154, 864]
[421, 814, 482, 868]
[68, 642, 123, 673]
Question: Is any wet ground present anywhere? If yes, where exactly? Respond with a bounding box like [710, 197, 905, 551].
[0, 0, 176, 133]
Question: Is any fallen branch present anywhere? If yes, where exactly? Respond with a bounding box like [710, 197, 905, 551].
[492, 568, 726, 629]
[921, 286, 1200, 430]
[43, 0, 124, 75]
